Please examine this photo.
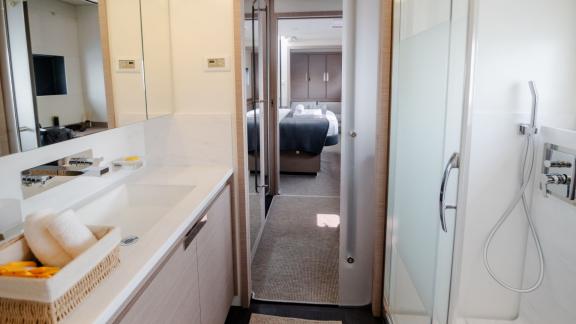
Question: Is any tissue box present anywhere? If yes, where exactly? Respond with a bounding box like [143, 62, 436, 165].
[0, 226, 120, 323]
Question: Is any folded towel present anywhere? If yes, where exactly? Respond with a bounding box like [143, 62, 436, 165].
[294, 108, 323, 118]
[46, 210, 97, 258]
[294, 104, 305, 114]
[24, 210, 73, 267]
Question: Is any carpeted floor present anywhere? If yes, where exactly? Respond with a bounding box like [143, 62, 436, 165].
[279, 141, 341, 197]
[250, 314, 342, 324]
[252, 195, 340, 304]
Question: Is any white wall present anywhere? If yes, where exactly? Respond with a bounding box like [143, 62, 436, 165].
[454, 0, 576, 321]
[76, 5, 107, 123]
[169, 0, 236, 114]
[28, 0, 87, 127]
[519, 127, 576, 324]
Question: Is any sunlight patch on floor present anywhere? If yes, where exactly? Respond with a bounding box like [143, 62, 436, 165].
[316, 213, 340, 228]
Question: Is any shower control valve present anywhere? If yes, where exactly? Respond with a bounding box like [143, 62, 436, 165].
[544, 160, 572, 169]
[541, 173, 572, 199]
[541, 143, 576, 203]
[544, 173, 570, 185]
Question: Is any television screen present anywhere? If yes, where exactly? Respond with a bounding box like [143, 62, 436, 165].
[32, 54, 67, 96]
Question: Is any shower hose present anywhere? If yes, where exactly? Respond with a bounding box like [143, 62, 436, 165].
[482, 130, 545, 293]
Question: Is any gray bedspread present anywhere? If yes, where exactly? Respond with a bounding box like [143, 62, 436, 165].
[247, 114, 330, 155]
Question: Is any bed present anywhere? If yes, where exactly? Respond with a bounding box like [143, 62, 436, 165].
[247, 108, 339, 174]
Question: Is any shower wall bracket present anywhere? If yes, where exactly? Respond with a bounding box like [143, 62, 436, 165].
[541, 143, 576, 204]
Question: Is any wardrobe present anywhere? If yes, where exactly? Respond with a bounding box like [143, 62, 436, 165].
[290, 52, 342, 102]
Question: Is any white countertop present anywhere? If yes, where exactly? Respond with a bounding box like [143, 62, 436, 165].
[61, 165, 233, 324]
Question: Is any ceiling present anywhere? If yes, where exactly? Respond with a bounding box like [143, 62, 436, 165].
[278, 18, 343, 43]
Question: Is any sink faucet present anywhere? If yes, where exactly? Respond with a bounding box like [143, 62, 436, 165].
[20, 149, 109, 198]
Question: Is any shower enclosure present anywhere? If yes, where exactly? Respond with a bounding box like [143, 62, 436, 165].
[384, 0, 576, 323]
[384, 0, 468, 323]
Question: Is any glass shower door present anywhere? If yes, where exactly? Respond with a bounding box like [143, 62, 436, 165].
[384, 0, 468, 323]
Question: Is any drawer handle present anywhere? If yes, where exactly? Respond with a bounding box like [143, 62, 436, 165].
[183, 215, 208, 250]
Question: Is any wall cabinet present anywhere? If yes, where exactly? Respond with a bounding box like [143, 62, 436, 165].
[117, 185, 234, 324]
[290, 53, 342, 102]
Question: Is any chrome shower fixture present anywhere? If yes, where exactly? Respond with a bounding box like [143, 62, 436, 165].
[483, 81, 545, 293]
[541, 143, 576, 203]
[519, 80, 539, 136]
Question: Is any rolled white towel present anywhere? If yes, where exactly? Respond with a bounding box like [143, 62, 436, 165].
[294, 104, 305, 115]
[46, 210, 97, 258]
[24, 210, 73, 267]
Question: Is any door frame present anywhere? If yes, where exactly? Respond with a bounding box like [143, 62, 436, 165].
[235, 0, 388, 310]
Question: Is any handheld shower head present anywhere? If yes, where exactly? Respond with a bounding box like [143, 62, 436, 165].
[520, 81, 539, 135]
[528, 80, 539, 129]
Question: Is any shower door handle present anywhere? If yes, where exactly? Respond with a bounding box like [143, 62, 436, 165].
[439, 152, 460, 232]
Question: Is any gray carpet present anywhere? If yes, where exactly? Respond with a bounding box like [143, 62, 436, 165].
[252, 196, 340, 304]
[250, 314, 341, 324]
[279, 142, 341, 197]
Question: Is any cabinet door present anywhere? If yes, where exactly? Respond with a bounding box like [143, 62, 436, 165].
[326, 53, 342, 101]
[290, 53, 309, 101]
[197, 185, 234, 324]
[308, 54, 327, 100]
[119, 240, 201, 324]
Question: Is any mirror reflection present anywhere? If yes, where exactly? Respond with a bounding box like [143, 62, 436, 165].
[2, 0, 111, 152]
[245, 0, 268, 254]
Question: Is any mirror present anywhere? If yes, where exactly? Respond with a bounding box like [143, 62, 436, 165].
[0, 0, 113, 153]
[0, 0, 174, 158]
[139, 0, 174, 119]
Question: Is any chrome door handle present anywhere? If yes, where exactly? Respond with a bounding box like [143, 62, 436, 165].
[184, 215, 208, 250]
[439, 153, 459, 232]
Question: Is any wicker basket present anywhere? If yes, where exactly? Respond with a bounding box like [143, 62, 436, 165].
[0, 226, 121, 323]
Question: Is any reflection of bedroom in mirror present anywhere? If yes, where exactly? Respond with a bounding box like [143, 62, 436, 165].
[246, 0, 344, 306]
[0, 0, 112, 155]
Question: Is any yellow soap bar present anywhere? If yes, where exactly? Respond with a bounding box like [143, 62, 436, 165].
[124, 156, 140, 162]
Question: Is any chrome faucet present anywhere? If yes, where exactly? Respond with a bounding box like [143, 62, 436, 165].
[20, 150, 109, 198]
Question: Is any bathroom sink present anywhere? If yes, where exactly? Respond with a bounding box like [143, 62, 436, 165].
[75, 183, 195, 238]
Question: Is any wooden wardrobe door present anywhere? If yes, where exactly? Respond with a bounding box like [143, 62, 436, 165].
[326, 53, 342, 101]
[308, 54, 327, 100]
[290, 53, 309, 101]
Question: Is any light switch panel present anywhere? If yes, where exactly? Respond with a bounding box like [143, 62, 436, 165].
[116, 57, 140, 73]
[204, 56, 230, 72]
